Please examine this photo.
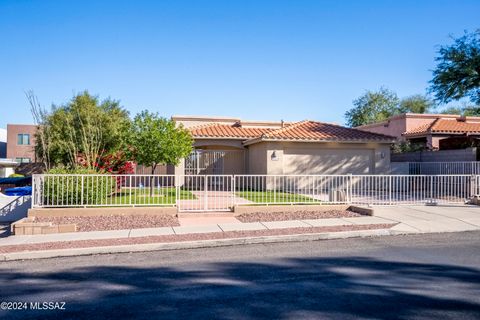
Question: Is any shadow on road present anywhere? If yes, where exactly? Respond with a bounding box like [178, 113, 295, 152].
[1, 255, 480, 319]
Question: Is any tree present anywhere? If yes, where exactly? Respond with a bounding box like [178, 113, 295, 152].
[429, 30, 480, 105]
[34, 91, 131, 169]
[345, 88, 435, 127]
[345, 88, 400, 127]
[26, 90, 51, 170]
[128, 111, 193, 195]
[398, 95, 434, 114]
[440, 103, 480, 116]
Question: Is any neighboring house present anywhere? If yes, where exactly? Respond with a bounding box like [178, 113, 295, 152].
[6, 124, 37, 163]
[174, 116, 395, 175]
[0, 128, 6, 158]
[0, 158, 18, 178]
[356, 113, 480, 150]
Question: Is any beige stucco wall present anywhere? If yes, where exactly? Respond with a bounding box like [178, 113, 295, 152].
[247, 141, 390, 175]
[357, 118, 407, 139]
[246, 142, 268, 174]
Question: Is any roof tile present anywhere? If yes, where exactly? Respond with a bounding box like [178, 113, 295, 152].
[189, 120, 395, 143]
[404, 119, 480, 136]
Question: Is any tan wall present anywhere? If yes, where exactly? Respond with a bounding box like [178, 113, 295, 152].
[358, 117, 407, 139]
[29, 207, 178, 217]
[261, 141, 390, 175]
[247, 142, 268, 174]
[6, 124, 37, 162]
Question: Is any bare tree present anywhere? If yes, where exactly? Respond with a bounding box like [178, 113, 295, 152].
[26, 90, 50, 170]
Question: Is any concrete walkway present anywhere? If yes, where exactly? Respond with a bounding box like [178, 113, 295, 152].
[0, 215, 392, 246]
[1, 204, 479, 247]
[374, 204, 480, 233]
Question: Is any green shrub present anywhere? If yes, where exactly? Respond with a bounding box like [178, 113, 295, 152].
[43, 168, 116, 206]
[8, 173, 25, 178]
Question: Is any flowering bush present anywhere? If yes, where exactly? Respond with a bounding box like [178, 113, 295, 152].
[78, 151, 135, 174]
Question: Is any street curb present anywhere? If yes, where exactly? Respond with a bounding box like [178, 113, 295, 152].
[0, 229, 394, 262]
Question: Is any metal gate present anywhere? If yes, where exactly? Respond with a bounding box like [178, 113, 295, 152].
[176, 175, 234, 212]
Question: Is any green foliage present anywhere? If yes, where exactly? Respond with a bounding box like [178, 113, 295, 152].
[128, 111, 193, 172]
[391, 141, 425, 154]
[398, 95, 434, 114]
[43, 168, 115, 206]
[345, 88, 434, 127]
[8, 173, 25, 178]
[430, 30, 480, 104]
[440, 103, 480, 116]
[345, 88, 399, 127]
[35, 91, 131, 169]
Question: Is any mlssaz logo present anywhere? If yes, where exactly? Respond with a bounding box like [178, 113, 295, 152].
[30, 302, 66, 310]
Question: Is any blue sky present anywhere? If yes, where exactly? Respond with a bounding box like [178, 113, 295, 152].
[0, 0, 479, 128]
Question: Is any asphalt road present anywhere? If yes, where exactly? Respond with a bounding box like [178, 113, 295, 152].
[0, 232, 479, 320]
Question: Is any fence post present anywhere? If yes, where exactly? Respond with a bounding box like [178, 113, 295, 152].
[204, 176, 208, 211]
[348, 174, 352, 204]
[81, 175, 85, 207]
[31, 174, 36, 208]
[430, 175, 433, 201]
[273, 176, 276, 204]
[232, 175, 236, 208]
[389, 175, 392, 205]
[470, 174, 476, 198]
[175, 175, 180, 209]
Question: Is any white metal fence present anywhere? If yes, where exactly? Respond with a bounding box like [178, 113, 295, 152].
[407, 162, 480, 175]
[32, 174, 480, 210]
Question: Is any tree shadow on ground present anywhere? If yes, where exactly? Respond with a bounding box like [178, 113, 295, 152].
[0, 256, 479, 319]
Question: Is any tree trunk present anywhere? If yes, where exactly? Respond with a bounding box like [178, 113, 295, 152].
[150, 163, 157, 197]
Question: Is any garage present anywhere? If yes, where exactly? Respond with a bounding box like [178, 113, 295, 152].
[283, 147, 375, 175]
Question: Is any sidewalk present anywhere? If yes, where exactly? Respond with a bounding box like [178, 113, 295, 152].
[0, 204, 479, 261]
[0, 215, 392, 246]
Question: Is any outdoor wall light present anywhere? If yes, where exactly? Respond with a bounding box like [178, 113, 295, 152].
[271, 151, 279, 161]
[380, 152, 385, 159]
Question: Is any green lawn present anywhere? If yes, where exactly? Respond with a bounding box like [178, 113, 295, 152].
[100, 187, 196, 205]
[236, 191, 320, 204]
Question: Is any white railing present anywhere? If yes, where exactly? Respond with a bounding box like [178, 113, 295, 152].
[32, 174, 480, 209]
[32, 174, 178, 208]
[407, 162, 480, 175]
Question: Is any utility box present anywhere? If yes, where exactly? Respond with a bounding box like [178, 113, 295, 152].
[329, 189, 346, 202]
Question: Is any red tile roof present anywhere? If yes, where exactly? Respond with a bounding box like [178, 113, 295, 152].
[257, 120, 395, 142]
[404, 119, 480, 136]
[189, 120, 395, 144]
[189, 123, 273, 139]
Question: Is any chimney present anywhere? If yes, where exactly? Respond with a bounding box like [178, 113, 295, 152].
[281, 120, 284, 128]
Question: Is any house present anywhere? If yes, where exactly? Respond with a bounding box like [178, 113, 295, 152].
[0, 158, 18, 178]
[173, 116, 395, 175]
[0, 128, 6, 158]
[356, 113, 480, 150]
[6, 124, 37, 163]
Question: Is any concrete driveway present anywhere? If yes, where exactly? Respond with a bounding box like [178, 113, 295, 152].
[374, 204, 480, 234]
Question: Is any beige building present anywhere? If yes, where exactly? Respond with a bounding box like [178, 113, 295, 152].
[356, 113, 480, 150]
[174, 116, 395, 175]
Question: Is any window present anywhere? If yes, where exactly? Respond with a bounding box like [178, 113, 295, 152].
[17, 134, 30, 145]
[15, 157, 31, 164]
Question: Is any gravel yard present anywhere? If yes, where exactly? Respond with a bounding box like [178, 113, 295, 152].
[0, 223, 395, 254]
[237, 209, 362, 223]
[35, 214, 180, 232]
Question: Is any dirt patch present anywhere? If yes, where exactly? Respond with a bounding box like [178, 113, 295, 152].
[0, 223, 396, 254]
[237, 210, 362, 223]
[34, 214, 180, 232]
